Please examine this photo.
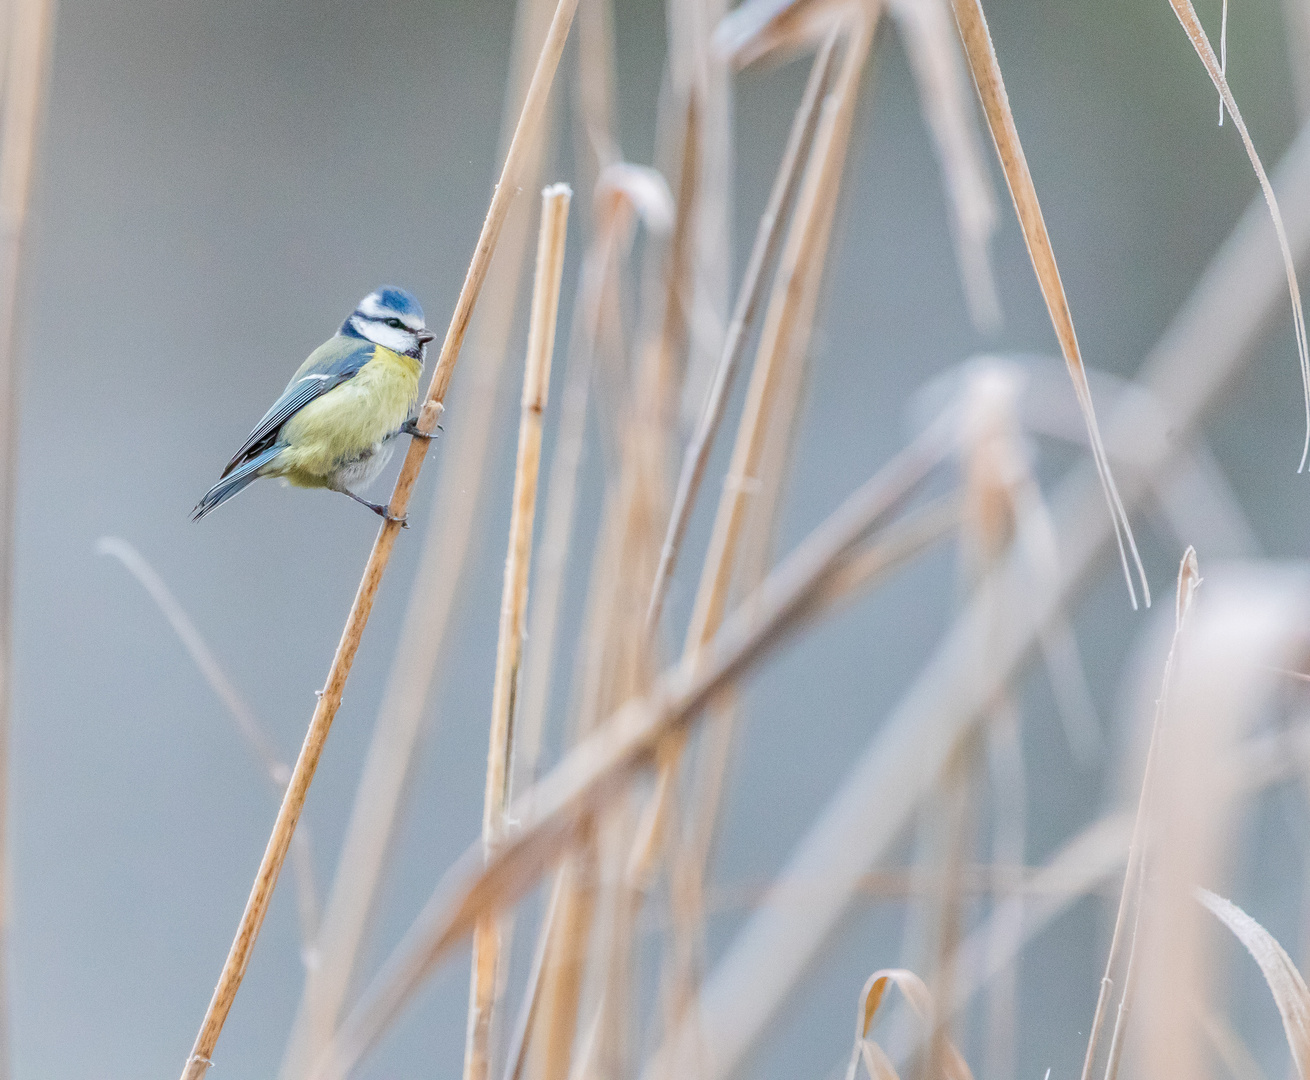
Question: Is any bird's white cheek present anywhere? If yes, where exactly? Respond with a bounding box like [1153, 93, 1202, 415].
[357, 320, 414, 354]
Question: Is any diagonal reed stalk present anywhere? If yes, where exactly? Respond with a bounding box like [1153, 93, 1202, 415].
[464, 183, 572, 1080]
[176, 2, 580, 1075]
[630, 10, 875, 956]
[279, 3, 564, 1073]
[306, 425, 951, 1080]
[951, 0, 1148, 609]
[653, 119, 1310, 1080]
[0, 1, 56, 1075]
[647, 27, 840, 630]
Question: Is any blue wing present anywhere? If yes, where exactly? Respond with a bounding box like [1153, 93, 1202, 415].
[221, 336, 374, 478]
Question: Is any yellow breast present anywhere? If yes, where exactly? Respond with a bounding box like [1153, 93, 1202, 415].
[276, 346, 421, 479]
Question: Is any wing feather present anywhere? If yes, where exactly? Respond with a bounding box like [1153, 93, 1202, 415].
[221, 337, 374, 477]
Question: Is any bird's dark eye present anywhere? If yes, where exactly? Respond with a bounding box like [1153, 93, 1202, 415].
[386, 318, 405, 329]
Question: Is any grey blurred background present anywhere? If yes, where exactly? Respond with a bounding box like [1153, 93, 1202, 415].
[11, 0, 1310, 1076]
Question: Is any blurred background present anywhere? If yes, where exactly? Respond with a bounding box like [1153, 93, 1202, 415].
[10, 0, 1310, 1076]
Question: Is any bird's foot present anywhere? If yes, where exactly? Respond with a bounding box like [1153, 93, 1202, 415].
[338, 486, 410, 528]
[369, 502, 409, 528]
[401, 417, 442, 440]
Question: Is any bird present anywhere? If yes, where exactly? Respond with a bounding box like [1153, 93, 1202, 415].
[193, 286, 436, 526]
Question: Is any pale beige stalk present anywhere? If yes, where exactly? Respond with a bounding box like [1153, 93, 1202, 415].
[464, 184, 571, 1080]
[279, 1, 563, 1072]
[1131, 570, 1308, 1080]
[1080, 549, 1200, 1080]
[658, 29, 853, 1054]
[308, 427, 949, 1080]
[631, 15, 875, 942]
[651, 121, 1310, 1080]
[0, 1, 55, 1074]
[177, 3, 580, 1075]
[647, 29, 839, 630]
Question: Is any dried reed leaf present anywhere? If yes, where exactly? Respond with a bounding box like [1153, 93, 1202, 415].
[889, 0, 1000, 330]
[1166, 0, 1310, 471]
[847, 969, 972, 1080]
[309, 431, 949, 1080]
[1197, 888, 1310, 1077]
[663, 125, 1310, 1080]
[952, 0, 1149, 608]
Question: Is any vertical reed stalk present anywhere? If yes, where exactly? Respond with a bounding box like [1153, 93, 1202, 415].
[632, 19, 875, 997]
[177, 4, 579, 1075]
[465, 184, 572, 1080]
[280, 0, 563, 1069]
[0, 1, 55, 1075]
[1079, 551, 1199, 1080]
[647, 28, 840, 629]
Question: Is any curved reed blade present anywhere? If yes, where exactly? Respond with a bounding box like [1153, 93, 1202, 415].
[847, 969, 973, 1080]
[1197, 889, 1310, 1077]
[1166, 0, 1310, 472]
[951, 0, 1149, 608]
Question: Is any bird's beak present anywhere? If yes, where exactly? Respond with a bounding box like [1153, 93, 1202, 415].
[418, 330, 435, 344]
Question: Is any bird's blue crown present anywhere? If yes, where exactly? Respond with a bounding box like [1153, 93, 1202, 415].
[341, 286, 426, 337]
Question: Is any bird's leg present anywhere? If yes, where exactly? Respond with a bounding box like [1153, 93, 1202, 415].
[400, 416, 442, 440]
[335, 487, 408, 528]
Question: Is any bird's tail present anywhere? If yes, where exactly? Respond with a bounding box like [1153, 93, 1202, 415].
[192, 445, 281, 521]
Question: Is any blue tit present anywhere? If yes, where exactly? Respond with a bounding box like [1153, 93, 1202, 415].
[193, 286, 437, 525]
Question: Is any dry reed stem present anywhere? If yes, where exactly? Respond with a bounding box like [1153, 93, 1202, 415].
[1197, 889, 1310, 1075]
[527, 827, 596, 1080]
[500, 873, 565, 1080]
[631, 15, 874, 958]
[668, 0, 733, 432]
[529, 162, 677, 1080]
[1080, 548, 1200, 1080]
[514, 191, 632, 804]
[307, 426, 949, 1080]
[656, 30, 851, 1054]
[1132, 569, 1309, 1080]
[280, 3, 564, 1071]
[1165, 0, 1310, 474]
[888, 0, 1000, 331]
[465, 184, 571, 1080]
[97, 537, 321, 954]
[648, 29, 839, 630]
[177, 4, 579, 1075]
[951, 0, 1148, 609]
[0, 0, 55, 1071]
[655, 121, 1310, 1080]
